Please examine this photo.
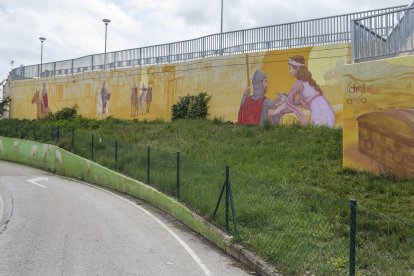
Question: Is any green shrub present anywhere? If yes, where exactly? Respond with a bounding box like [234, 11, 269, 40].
[47, 105, 78, 121]
[171, 92, 211, 120]
[0, 96, 11, 117]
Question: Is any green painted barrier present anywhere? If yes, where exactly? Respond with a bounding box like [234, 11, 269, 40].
[0, 136, 232, 253]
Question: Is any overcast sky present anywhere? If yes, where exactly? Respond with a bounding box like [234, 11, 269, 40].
[0, 0, 410, 80]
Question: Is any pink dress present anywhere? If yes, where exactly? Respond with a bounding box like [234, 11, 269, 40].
[286, 80, 335, 128]
[299, 81, 335, 128]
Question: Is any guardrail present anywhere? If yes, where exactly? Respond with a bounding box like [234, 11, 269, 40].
[10, 5, 406, 80]
[352, 5, 414, 62]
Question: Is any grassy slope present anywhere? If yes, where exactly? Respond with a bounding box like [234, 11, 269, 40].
[3, 117, 413, 274]
[93, 119, 414, 274]
[85, 118, 413, 222]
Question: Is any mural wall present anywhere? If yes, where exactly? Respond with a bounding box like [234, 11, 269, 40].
[343, 55, 414, 178]
[9, 44, 349, 126]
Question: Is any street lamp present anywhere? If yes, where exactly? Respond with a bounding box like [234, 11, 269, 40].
[220, 0, 223, 55]
[102, 19, 111, 70]
[220, 0, 223, 34]
[39, 37, 46, 77]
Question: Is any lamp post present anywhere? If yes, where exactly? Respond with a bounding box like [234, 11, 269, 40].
[102, 19, 111, 70]
[220, 0, 223, 55]
[39, 37, 46, 77]
[220, 0, 223, 34]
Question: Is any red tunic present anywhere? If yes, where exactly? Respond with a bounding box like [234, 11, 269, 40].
[238, 96, 266, 125]
[42, 92, 48, 109]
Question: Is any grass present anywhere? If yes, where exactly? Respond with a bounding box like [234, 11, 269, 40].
[0, 117, 413, 274]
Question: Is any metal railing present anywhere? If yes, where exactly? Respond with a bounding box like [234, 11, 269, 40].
[10, 5, 406, 80]
[352, 5, 414, 62]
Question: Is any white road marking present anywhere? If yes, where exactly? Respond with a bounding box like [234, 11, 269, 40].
[26, 177, 48, 188]
[93, 185, 212, 276]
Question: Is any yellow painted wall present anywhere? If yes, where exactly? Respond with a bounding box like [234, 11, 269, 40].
[343, 55, 414, 177]
[10, 44, 349, 125]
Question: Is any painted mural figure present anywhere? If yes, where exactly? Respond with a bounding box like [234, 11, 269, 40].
[31, 89, 42, 119]
[41, 83, 48, 116]
[97, 81, 111, 119]
[238, 69, 279, 125]
[96, 90, 103, 119]
[145, 84, 153, 113]
[269, 55, 335, 128]
[139, 84, 147, 114]
[131, 83, 139, 117]
[31, 83, 50, 119]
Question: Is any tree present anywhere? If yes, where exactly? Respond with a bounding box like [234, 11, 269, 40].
[0, 96, 11, 117]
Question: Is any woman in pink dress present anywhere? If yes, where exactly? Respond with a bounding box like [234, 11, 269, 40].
[269, 55, 335, 128]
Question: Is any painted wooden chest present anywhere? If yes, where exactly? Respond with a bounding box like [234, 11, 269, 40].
[357, 109, 414, 178]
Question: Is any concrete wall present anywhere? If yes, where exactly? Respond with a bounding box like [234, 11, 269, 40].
[342, 55, 414, 178]
[9, 44, 350, 126]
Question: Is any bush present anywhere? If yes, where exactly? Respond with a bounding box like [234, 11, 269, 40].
[171, 92, 211, 120]
[47, 105, 78, 121]
[0, 96, 11, 117]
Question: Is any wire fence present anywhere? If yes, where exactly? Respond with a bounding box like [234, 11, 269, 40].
[0, 121, 412, 275]
[10, 6, 406, 80]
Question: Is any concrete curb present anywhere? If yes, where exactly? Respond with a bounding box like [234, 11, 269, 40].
[0, 136, 280, 275]
[229, 244, 282, 276]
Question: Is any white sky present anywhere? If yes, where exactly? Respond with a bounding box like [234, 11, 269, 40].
[0, 0, 410, 80]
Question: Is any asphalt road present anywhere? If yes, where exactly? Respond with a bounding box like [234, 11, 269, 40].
[0, 160, 252, 276]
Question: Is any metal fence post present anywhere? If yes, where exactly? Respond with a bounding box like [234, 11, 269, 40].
[176, 152, 180, 200]
[212, 179, 226, 219]
[147, 146, 151, 185]
[115, 140, 118, 171]
[227, 166, 238, 236]
[225, 165, 229, 233]
[91, 134, 94, 161]
[349, 199, 357, 276]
